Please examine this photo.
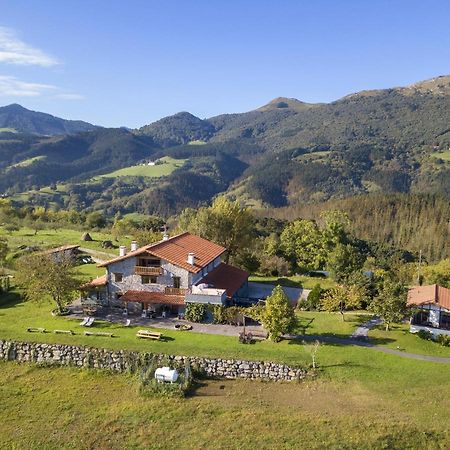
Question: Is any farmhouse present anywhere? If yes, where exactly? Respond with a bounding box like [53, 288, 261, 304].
[408, 284, 450, 338]
[82, 232, 249, 316]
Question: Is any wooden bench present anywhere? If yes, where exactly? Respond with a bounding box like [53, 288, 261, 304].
[27, 327, 46, 333]
[250, 331, 268, 341]
[84, 331, 114, 337]
[136, 330, 161, 340]
[54, 329, 74, 335]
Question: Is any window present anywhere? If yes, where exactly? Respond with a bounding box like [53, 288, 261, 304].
[141, 275, 157, 284]
[138, 258, 161, 267]
[113, 273, 123, 282]
[173, 276, 181, 289]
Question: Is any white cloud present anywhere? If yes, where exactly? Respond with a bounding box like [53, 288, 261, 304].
[0, 26, 59, 67]
[0, 75, 56, 97]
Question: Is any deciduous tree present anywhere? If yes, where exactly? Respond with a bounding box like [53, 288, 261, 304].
[15, 254, 81, 314]
[259, 285, 297, 341]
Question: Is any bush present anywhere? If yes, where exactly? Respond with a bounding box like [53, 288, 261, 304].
[211, 305, 244, 325]
[139, 358, 194, 398]
[417, 329, 433, 341]
[185, 303, 208, 323]
[259, 255, 291, 277]
[299, 283, 323, 311]
[436, 334, 450, 347]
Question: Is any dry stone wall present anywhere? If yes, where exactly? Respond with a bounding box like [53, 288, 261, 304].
[0, 340, 306, 382]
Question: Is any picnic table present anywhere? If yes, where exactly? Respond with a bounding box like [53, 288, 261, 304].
[136, 330, 162, 340]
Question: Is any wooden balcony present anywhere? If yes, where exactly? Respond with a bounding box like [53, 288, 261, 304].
[135, 266, 162, 276]
[164, 287, 188, 296]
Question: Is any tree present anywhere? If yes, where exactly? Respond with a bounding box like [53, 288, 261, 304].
[259, 285, 297, 341]
[0, 238, 8, 274]
[178, 196, 254, 264]
[280, 219, 326, 271]
[368, 282, 407, 331]
[300, 283, 323, 311]
[327, 243, 365, 283]
[303, 339, 321, 369]
[422, 259, 450, 288]
[320, 285, 364, 321]
[86, 211, 107, 229]
[15, 254, 81, 314]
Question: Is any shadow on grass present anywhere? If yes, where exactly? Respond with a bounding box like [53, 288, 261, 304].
[286, 334, 396, 347]
[0, 290, 23, 311]
[252, 278, 303, 288]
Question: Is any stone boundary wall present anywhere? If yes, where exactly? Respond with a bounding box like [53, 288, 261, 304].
[0, 340, 306, 382]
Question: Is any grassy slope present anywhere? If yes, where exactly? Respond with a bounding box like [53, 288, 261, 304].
[0, 346, 449, 449]
[95, 156, 186, 179]
[0, 226, 121, 257]
[249, 275, 337, 290]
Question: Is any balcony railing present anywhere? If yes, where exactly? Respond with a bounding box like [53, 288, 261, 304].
[135, 266, 163, 276]
[164, 287, 188, 296]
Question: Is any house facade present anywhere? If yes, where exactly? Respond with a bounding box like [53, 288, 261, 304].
[82, 232, 249, 315]
[408, 284, 450, 338]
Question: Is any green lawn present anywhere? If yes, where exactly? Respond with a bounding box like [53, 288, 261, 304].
[95, 156, 186, 179]
[7, 155, 46, 169]
[1, 291, 450, 448]
[249, 274, 337, 290]
[77, 263, 105, 279]
[1, 360, 448, 449]
[0, 226, 122, 258]
[369, 322, 450, 357]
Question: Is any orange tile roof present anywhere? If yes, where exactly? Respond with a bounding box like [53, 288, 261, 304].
[80, 274, 107, 290]
[198, 263, 248, 298]
[41, 244, 80, 255]
[99, 232, 226, 273]
[407, 284, 450, 310]
[121, 290, 185, 305]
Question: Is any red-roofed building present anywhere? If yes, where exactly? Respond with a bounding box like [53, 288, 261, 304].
[84, 232, 249, 315]
[408, 284, 450, 338]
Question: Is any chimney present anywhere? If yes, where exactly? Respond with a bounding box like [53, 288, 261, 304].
[119, 245, 126, 257]
[162, 232, 169, 241]
[130, 241, 138, 252]
[187, 252, 195, 265]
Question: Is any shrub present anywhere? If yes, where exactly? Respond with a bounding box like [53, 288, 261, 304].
[259, 255, 291, 277]
[211, 305, 244, 325]
[417, 329, 433, 341]
[436, 334, 450, 347]
[299, 283, 322, 310]
[185, 303, 208, 323]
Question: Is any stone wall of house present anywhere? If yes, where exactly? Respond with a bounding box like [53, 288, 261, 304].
[0, 340, 306, 382]
[107, 257, 191, 305]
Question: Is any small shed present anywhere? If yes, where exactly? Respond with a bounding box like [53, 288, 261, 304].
[81, 232, 93, 241]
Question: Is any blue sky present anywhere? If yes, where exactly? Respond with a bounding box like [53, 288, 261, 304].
[1, 0, 449, 128]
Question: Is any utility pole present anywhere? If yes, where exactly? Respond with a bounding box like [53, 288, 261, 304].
[416, 249, 422, 285]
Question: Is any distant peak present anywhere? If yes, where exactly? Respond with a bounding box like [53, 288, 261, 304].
[257, 97, 318, 112]
[3, 103, 28, 111]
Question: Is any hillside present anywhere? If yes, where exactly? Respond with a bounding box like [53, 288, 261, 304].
[0, 104, 97, 135]
[0, 74, 449, 214]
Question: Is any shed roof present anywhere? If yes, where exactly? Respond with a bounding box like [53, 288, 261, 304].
[198, 263, 248, 298]
[407, 284, 450, 310]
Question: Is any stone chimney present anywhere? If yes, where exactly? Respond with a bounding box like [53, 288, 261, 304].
[187, 252, 195, 265]
[119, 245, 126, 257]
[130, 241, 138, 252]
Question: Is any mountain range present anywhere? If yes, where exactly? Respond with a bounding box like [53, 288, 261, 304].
[0, 75, 449, 215]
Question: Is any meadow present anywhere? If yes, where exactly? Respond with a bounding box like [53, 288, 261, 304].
[95, 156, 186, 179]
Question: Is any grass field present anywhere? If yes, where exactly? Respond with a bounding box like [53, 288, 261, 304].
[95, 156, 186, 179]
[0, 226, 122, 258]
[7, 155, 46, 169]
[1, 290, 450, 448]
[249, 274, 337, 290]
[0, 360, 448, 449]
